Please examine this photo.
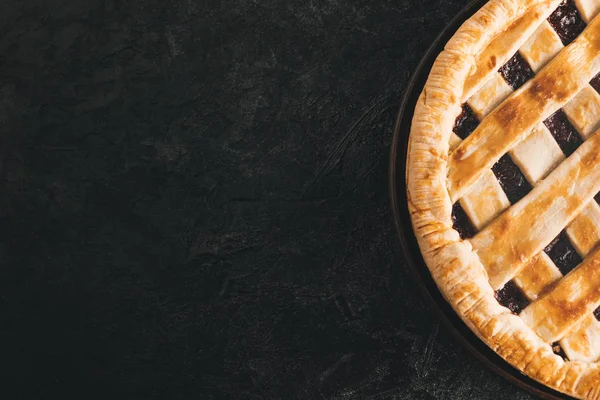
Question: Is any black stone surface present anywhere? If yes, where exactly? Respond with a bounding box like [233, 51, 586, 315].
[0, 1, 535, 399]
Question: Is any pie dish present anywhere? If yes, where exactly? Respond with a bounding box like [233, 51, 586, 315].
[406, 0, 600, 398]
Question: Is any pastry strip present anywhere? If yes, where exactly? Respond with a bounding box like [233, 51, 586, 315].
[575, 0, 600, 23]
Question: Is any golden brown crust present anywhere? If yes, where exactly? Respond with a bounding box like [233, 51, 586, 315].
[447, 14, 600, 202]
[406, 0, 600, 398]
[520, 246, 600, 343]
[461, 2, 559, 101]
[471, 127, 600, 289]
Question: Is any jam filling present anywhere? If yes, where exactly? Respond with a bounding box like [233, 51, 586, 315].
[547, 0, 587, 46]
[498, 52, 534, 90]
[594, 307, 600, 321]
[495, 280, 529, 314]
[591, 73, 600, 94]
[492, 154, 532, 204]
[544, 231, 582, 276]
[451, 202, 477, 240]
[453, 103, 479, 140]
[552, 342, 568, 360]
[595, 192, 600, 206]
[543, 110, 583, 157]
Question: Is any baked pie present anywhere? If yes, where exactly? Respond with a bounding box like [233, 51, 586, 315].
[406, 0, 600, 397]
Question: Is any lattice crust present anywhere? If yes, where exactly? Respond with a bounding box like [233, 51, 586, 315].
[461, 1, 569, 101]
[406, 0, 600, 398]
[452, 0, 600, 365]
[520, 247, 600, 340]
[447, 14, 600, 202]
[468, 130, 600, 284]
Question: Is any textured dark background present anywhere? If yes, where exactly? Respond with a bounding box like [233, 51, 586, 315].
[0, 0, 535, 399]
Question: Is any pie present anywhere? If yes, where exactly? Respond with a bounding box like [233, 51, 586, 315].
[406, 0, 600, 397]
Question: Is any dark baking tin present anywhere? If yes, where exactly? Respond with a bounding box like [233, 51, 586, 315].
[389, 1, 573, 398]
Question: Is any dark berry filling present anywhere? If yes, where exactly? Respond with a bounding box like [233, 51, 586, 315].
[543, 110, 583, 157]
[451, 202, 477, 240]
[498, 52, 534, 90]
[595, 192, 600, 206]
[547, 0, 587, 46]
[491, 154, 532, 204]
[552, 342, 568, 359]
[591, 73, 600, 94]
[495, 280, 529, 314]
[544, 231, 582, 276]
[453, 104, 480, 140]
[594, 306, 600, 321]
